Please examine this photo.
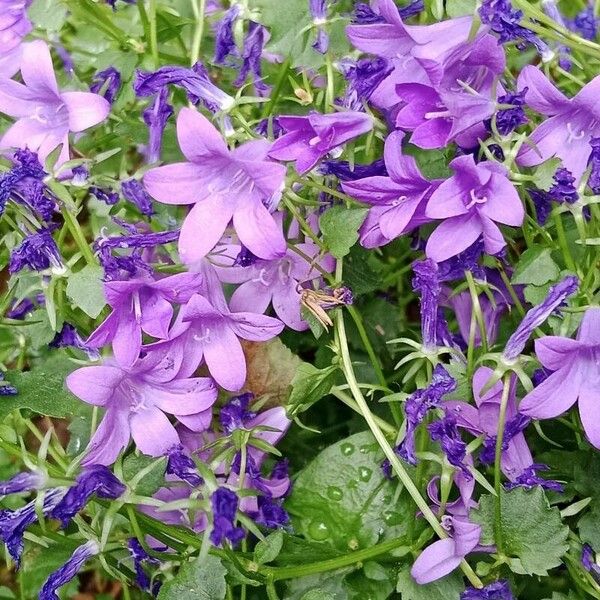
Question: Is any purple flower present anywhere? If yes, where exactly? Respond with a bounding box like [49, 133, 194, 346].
[166, 444, 202, 486]
[310, 0, 328, 53]
[144, 108, 287, 263]
[234, 22, 270, 97]
[428, 413, 470, 478]
[582, 544, 600, 583]
[0, 488, 64, 564]
[517, 66, 600, 181]
[213, 5, 241, 65]
[571, 7, 598, 40]
[319, 157, 387, 180]
[40, 541, 99, 600]
[352, 0, 423, 24]
[531, 167, 580, 223]
[461, 580, 514, 600]
[121, 179, 154, 216]
[134, 63, 234, 112]
[128, 538, 160, 594]
[269, 111, 373, 175]
[9, 227, 63, 274]
[86, 272, 202, 367]
[397, 365, 457, 465]
[49, 323, 100, 360]
[155, 291, 284, 391]
[142, 87, 173, 164]
[0, 40, 109, 167]
[445, 367, 533, 481]
[588, 137, 600, 194]
[424, 155, 524, 262]
[489, 89, 528, 136]
[65, 352, 218, 465]
[338, 57, 393, 110]
[519, 306, 600, 448]
[213, 238, 335, 331]
[541, 0, 571, 70]
[412, 259, 442, 351]
[342, 131, 434, 248]
[89, 66, 121, 104]
[504, 463, 563, 493]
[50, 465, 126, 528]
[0, 372, 17, 396]
[0, 470, 45, 495]
[210, 487, 245, 546]
[219, 393, 256, 433]
[0, 0, 31, 77]
[90, 186, 119, 206]
[255, 496, 289, 528]
[502, 275, 579, 361]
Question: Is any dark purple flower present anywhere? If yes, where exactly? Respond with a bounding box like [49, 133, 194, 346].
[488, 89, 528, 136]
[121, 179, 154, 216]
[40, 541, 99, 600]
[50, 465, 126, 528]
[142, 87, 174, 164]
[461, 580, 514, 600]
[582, 544, 600, 583]
[90, 186, 119, 206]
[210, 487, 245, 546]
[234, 21, 270, 97]
[233, 245, 258, 267]
[90, 67, 121, 104]
[319, 158, 387, 180]
[429, 413, 470, 479]
[412, 259, 442, 351]
[504, 463, 563, 493]
[480, 412, 531, 467]
[436, 239, 485, 282]
[338, 57, 393, 110]
[49, 324, 100, 360]
[588, 137, 600, 194]
[397, 365, 457, 465]
[166, 445, 202, 486]
[134, 63, 234, 112]
[352, 0, 423, 23]
[0, 471, 45, 495]
[550, 168, 579, 204]
[213, 5, 241, 65]
[0, 372, 17, 396]
[0, 488, 64, 564]
[220, 393, 256, 433]
[6, 298, 36, 320]
[310, 0, 328, 53]
[71, 165, 89, 186]
[502, 275, 579, 361]
[531, 367, 551, 387]
[255, 496, 289, 528]
[128, 538, 160, 593]
[9, 228, 62, 274]
[571, 7, 598, 40]
[255, 117, 284, 138]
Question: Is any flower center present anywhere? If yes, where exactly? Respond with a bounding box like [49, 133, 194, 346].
[32, 102, 68, 129]
[465, 189, 487, 209]
[566, 122, 586, 143]
[391, 195, 408, 207]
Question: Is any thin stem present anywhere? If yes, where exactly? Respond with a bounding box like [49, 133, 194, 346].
[553, 212, 578, 273]
[493, 374, 512, 556]
[334, 261, 483, 589]
[331, 388, 396, 434]
[61, 206, 96, 266]
[148, 0, 159, 66]
[190, 0, 206, 66]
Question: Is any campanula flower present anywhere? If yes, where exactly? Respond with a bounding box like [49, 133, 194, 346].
[142, 87, 173, 164]
[424, 155, 524, 262]
[0, 0, 31, 77]
[570, 6, 598, 40]
[128, 538, 161, 594]
[89, 66, 121, 104]
[342, 131, 435, 248]
[489, 89, 528, 136]
[235, 21, 270, 96]
[121, 179, 154, 216]
[268, 110, 373, 175]
[40, 540, 99, 600]
[517, 66, 600, 181]
[411, 259, 444, 351]
[86, 272, 203, 367]
[338, 56, 393, 110]
[144, 108, 287, 263]
[428, 413, 470, 478]
[210, 487, 245, 546]
[461, 580, 515, 600]
[520, 307, 600, 448]
[504, 463, 563, 493]
[165, 444, 202, 486]
[0, 40, 110, 166]
[65, 351, 218, 465]
[219, 393, 256, 432]
[582, 544, 600, 583]
[49, 323, 100, 360]
[0, 470, 45, 495]
[213, 4, 241, 65]
[9, 227, 63, 274]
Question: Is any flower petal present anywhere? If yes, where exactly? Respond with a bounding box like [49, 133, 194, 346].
[130, 407, 179, 456]
[233, 201, 286, 260]
[411, 538, 462, 585]
[20, 40, 59, 96]
[203, 324, 247, 391]
[425, 214, 482, 262]
[143, 162, 208, 205]
[66, 365, 123, 406]
[176, 107, 228, 161]
[61, 91, 110, 132]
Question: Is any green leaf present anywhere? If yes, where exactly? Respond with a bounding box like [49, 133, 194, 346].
[0, 356, 81, 420]
[532, 157, 561, 191]
[301, 592, 336, 600]
[396, 566, 463, 600]
[343, 246, 382, 296]
[471, 487, 569, 575]
[66, 265, 107, 318]
[445, 0, 477, 17]
[288, 363, 338, 416]
[122, 453, 166, 496]
[158, 554, 227, 600]
[254, 530, 284, 565]
[285, 432, 412, 552]
[512, 246, 560, 286]
[578, 503, 600, 549]
[320, 206, 368, 259]
[22, 309, 62, 350]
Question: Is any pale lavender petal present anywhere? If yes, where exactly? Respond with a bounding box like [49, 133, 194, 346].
[143, 162, 208, 205]
[534, 336, 581, 370]
[203, 325, 246, 391]
[66, 365, 123, 406]
[578, 374, 600, 448]
[130, 407, 179, 456]
[82, 410, 130, 466]
[577, 307, 600, 345]
[425, 214, 482, 262]
[176, 106, 228, 161]
[112, 312, 142, 368]
[140, 293, 173, 339]
[517, 65, 570, 115]
[480, 174, 524, 226]
[61, 91, 110, 132]
[20, 40, 59, 96]
[425, 177, 469, 219]
[229, 311, 284, 341]
[480, 215, 507, 256]
[152, 378, 217, 415]
[233, 201, 286, 260]
[411, 538, 462, 584]
[411, 118, 452, 150]
[229, 280, 272, 314]
[272, 283, 306, 331]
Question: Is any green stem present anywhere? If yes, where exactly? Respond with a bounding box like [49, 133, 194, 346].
[190, 0, 206, 66]
[148, 0, 159, 66]
[334, 261, 483, 589]
[493, 374, 512, 556]
[553, 212, 577, 273]
[331, 388, 396, 434]
[62, 205, 96, 266]
[262, 57, 290, 118]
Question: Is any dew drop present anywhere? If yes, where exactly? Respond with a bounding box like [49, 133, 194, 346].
[359, 444, 372, 454]
[308, 520, 330, 541]
[327, 486, 343, 501]
[358, 467, 372, 482]
[340, 443, 355, 456]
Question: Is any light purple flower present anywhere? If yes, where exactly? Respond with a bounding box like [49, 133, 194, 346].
[424, 155, 524, 262]
[520, 307, 600, 448]
[86, 272, 203, 367]
[0, 1, 31, 77]
[234, 21, 271, 97]
[212, 238, 335, 331]
[40, 541, 99, 600]
[155, 291, 284, 391]
[144, 108, 287, 263]
[0, 470, 45, 495]
[517, 66, 600, 182]
[0, 40, 110, 166]
[213, 4, 241, 65]
[342, 131, 435, 248]
[142, 87, 173, 164]
[65, 351, 218, 465]
[268, 110, 373, 175]
[445, 367, 533, 481]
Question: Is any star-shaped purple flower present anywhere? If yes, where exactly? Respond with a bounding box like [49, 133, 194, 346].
[143, 107, 287, 264]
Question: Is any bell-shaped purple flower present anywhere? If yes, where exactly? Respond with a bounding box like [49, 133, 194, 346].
[121, 179, 154, 216]
[144, 108, 287, 263]
[424, 155, 524, 262]
[269, 110, 373, 175]
[166, 444, 202, 486]
[142, 87, 173, 164]
[461, 580, 515, 600]
[89, 66, 121, 104]
[234, 21, 270, 97]
[9, 227, 63, 274]
[210, 487, 245, 546]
